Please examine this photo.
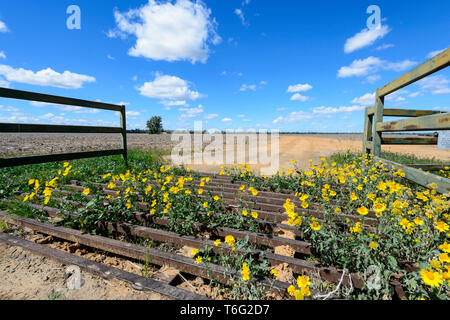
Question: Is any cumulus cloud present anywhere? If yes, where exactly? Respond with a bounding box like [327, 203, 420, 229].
[351, 92, 375, 106]
[290, 93, 309, 102]
[0, 65, 95, 89]
[286, 83, 312, 93]
[344, 24, 390, 53]
[138, 74, 203, 107]
[204, 113, 218, 119]
[426, 48, 447, 59]
[312, 105, 365, 114]
[0, 19, 8, 32]
[240, 84, 257, 91]
[0, 51, 5, 59]
[179, 104, 204, 119]
[417, 75, 450, 95]
[110, 0, 221, 64]
[337, 56, 416, 78]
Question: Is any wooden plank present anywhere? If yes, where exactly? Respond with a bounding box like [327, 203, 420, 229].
[373, 156, 450, 194]
[381, 136, 437, 145]
[0, 149, 124, 168]
[376, 112, 450, 132]
[378, 48, 450, 97]
[0, 231, 207, 300]
[0, 122, 122, 134]
[0, 213, 291, 294]
[383, 109, 442, 117]
[120, 107, 128, 164]
[372, 92, 384, 156]
[366, 107, 374, 116]
[0, 212, 362, 288]
[0, 87, 123, 111]
[406, 163, 450, 171]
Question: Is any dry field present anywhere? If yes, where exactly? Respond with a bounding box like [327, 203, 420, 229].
[1, 133, 449, 172]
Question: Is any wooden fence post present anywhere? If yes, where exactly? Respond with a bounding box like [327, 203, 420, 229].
[120, 105, 128, 165]
[362, 107, 373, 154]
[372, 89, 384, 157]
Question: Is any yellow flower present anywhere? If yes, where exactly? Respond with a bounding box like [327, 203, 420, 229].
[191, 248, 199, 256]
[242, 209, 248, 216]
[251, 211, 258, 219]
[438, 253, 450, 263]
[214, 239, 221, 247]
[357, 206, 368, 216]
[435, 221, 449, 233]
[44, 197, 50, 205]
[224, 235, 235, 246]
[301, 201, 309, 209]
[214, 195, 220, 201]
[287, 285, 296, 296]
[270, 269, 279, 278]
[198, 188, 203, 195]
[350, 222, 362, 234]
[310, 221, 322, 231]
[290, 159, 295, 163]
[28, 179, 35, 185]
[294, 289, 304, 300]
[82, 188, 90, 196]
[369, 241, 378, 250]
[413, 217, 424, 226]
[421, 269, 443, 287]
[334, 207, 341, 214]
[241, 262, 250, 281]
[251, 189, 259, 196]
[350, 193, 358, 201]
[439, 242, 450, 253]
[125, 202, 131, 209]
[203, 202, 208, 208]
[297, 275, 311, 288]
[63, 162, 69, 168]
[195, 256, 203, 264]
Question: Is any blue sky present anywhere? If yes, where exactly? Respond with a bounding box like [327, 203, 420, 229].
[0, 0, 449, 132]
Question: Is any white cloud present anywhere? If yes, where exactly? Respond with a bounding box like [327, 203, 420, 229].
[160, 100, 188, 107]
[221, 117, 232, 122]
[273, 111, 313, 124]
[366, 74, 381, 83]
[351, 92, 375, 106]
[204, 113, 218, 119]
[312, 105, 365, 114]
[426, 48, 446, 59]
[376, 43, 394, 51]
[0, 105, 19, 113]
[0, 20, 8, 33]
[30, 101, 101, 114]
[107, 54, 116, 60]
[138, 75, 202, 105]
[344, 24, 390, 53]
[179, 104, 204, 119]
[0, 78, 9, 87]
[0, 51, 5, 59]
[237, 114, 245, 118]
[290, 93, 309, 102]
[0, 65, 95, 89]
[337, 56, 416, 78]
[126, 111, 140, 117]
[408, 91, 421, 98]
[417, 75, 450, 95]
[110, 0, 221, 64]
[240, 84, 257, 91]
[234, 8, 248, 26]
[286, 83, 312, 93]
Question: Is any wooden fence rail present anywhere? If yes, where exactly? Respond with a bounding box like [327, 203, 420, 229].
[0, 87, 127, 168]
[362, 47, 450, 194]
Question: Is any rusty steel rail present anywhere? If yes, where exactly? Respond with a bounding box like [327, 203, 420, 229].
[0, 87, 128, 167]
[0, 230, 206, 300]
[362, 47, 450, 193]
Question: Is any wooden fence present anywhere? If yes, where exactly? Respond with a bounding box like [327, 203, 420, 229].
[0, 87, 127, 168]
[362, 47, 450, 193]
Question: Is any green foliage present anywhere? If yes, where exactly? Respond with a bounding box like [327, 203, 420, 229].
[146, 116, 163, 134]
